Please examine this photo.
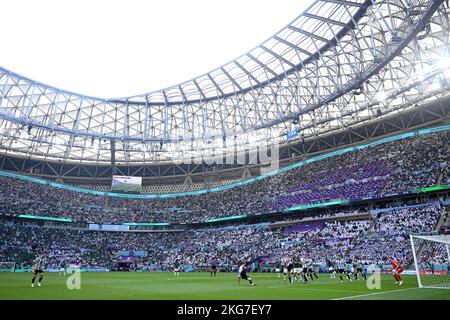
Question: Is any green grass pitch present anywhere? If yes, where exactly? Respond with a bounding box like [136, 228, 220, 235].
[0, 272, 449, 300]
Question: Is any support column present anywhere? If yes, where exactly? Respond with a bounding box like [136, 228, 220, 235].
[183, 174, 193, 191]
[110, 139, 117, 176]
[241, 166, 251, 180]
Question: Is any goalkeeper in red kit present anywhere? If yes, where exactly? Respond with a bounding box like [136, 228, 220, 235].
[388, 257, 403, 286]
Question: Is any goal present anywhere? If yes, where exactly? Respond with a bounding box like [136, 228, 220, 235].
[410, 234, 450, 289]
[0, 262, 16, 272]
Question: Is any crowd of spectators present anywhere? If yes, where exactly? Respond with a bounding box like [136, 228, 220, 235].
[348, 206, 442, 265]
[0, 132, 447, 225]
[0, 204, 444, 270]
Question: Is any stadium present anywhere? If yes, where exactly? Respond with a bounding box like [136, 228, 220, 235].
[0, 0, 450, 302]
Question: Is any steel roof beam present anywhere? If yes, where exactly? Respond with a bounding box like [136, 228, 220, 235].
[319, 0, 366, 8]
[287, 25, 329, 43]
[259, 45, 296, 68]
[207, 74, 225, 97]
[272, 36, 313, 58]
[246, 54, 279, 78]
[220, 67, 243, 92]
[192, 80, 207, 101]
[233, 60, 261, 86]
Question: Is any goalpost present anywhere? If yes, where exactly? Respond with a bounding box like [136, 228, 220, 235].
[410, 234, 450, 289]
[0, 262, 16, 272]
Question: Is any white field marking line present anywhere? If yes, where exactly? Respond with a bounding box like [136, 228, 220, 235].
[267, 286, 367, 295]
[267, 280, 360, 286]
[170, 276, 219, 278]
[266, 283, 366, 293]
[332, 287, 419, 300]
[99, 284, 366, 296]
[97, 284, 237, 293]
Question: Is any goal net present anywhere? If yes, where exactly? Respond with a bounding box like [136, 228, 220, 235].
[0, 262, 16, 272]
[410, 234, 450, 289]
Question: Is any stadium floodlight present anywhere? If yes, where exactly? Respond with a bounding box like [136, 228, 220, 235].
[0, 96, 6, 108]
[92, 142, 99, 151]
[410, 234, 450, 289]
[376, 91, 389, 103]
[53, 136, 64, 145]
[247, 133, 258, 145]
[19, 131, 30, 140]
[436, 56, 450, 70]
[444, 69, 450, 80]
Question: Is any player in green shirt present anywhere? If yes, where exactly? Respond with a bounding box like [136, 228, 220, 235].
[292, 256, 303, 283]
[173, 259, 181, 277]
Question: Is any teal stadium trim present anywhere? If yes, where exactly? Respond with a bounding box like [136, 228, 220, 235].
[284, 200, 348, 212]
[122, 222, 171, 226]
[206, 215, 248, 223]
[17, 214, 73, 222]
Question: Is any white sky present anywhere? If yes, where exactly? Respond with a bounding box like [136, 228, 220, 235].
[0, 0, 315, 98]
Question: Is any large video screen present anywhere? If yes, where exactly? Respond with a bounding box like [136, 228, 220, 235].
[111, 175, 142, 193]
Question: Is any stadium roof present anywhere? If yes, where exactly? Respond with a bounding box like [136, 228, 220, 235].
[0, 0, 449, 165]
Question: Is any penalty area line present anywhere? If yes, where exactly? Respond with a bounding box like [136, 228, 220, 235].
[332, 287, 419, 300]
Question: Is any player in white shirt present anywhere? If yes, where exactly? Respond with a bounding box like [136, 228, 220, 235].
[31, 253, 47, 287]
[335, 258, 352, 283]
[237, 262, 256, 286]
[282, 257, 289, 282]
[304, 257, 319, 281]
[59, 262, 66, 276]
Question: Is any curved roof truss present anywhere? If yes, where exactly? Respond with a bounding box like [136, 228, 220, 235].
[0, 0, 449, 164]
